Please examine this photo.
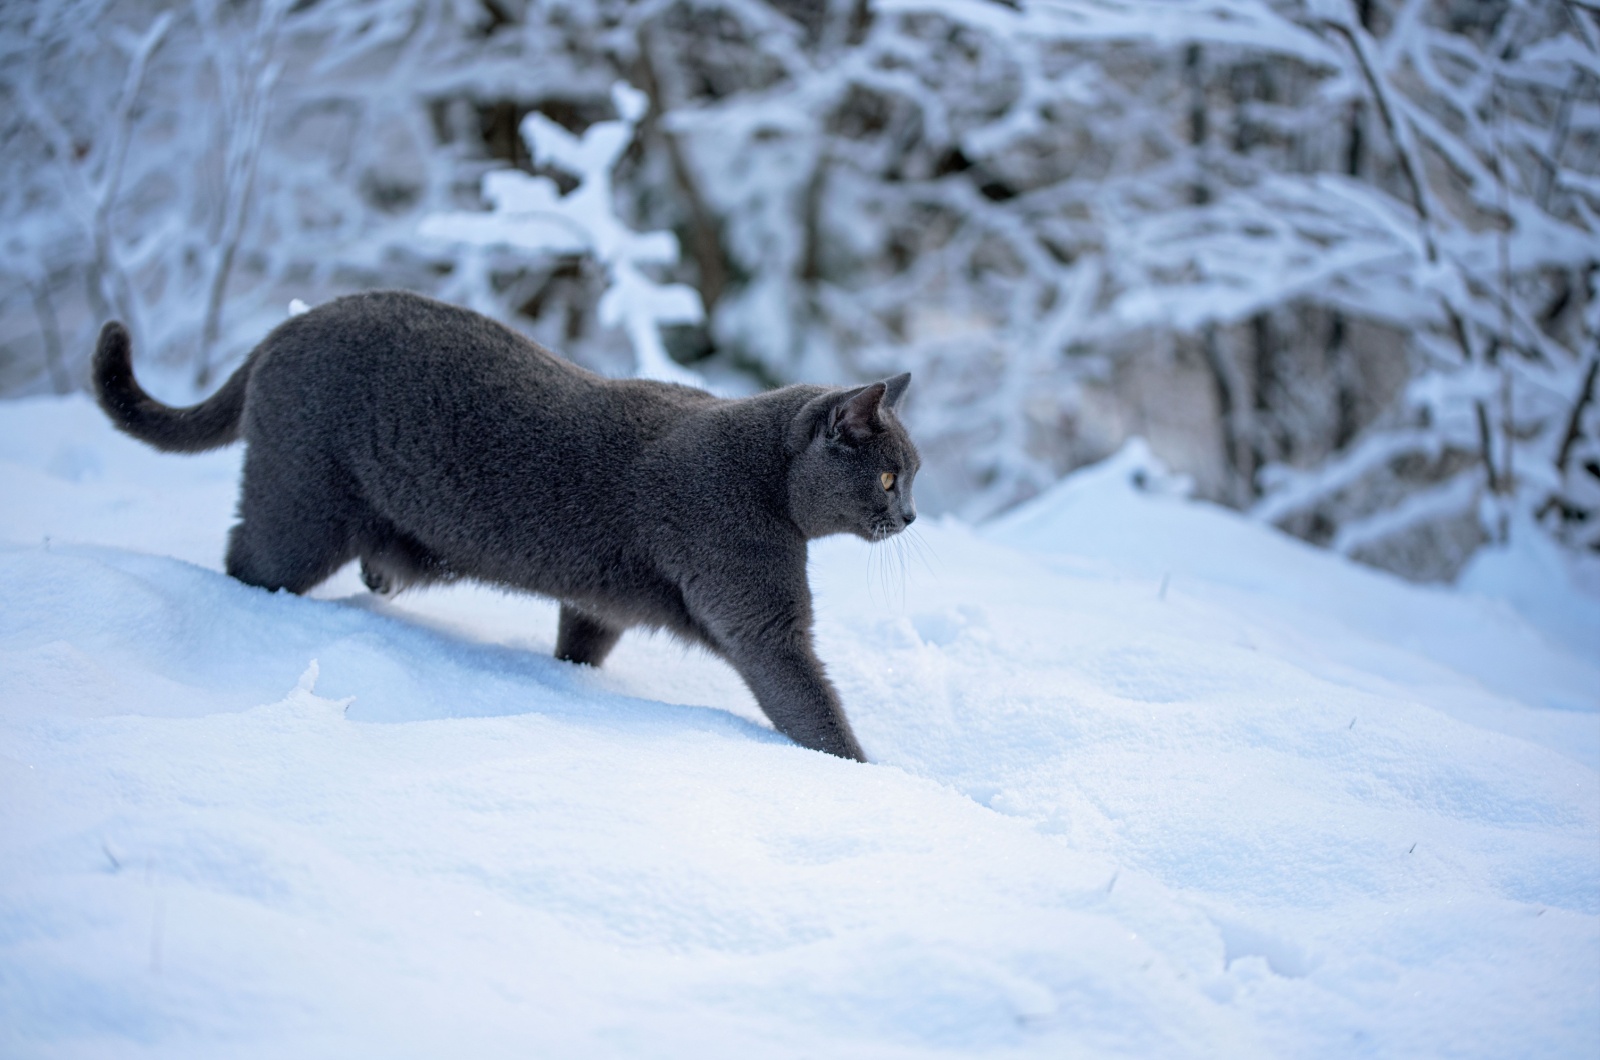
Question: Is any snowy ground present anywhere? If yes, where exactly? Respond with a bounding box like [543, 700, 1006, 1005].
[2, 395, 1597, 1058]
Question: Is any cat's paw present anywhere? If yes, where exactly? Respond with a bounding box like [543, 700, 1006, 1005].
[360, 559, 394, 595]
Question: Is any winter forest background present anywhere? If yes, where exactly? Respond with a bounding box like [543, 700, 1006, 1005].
[3, 0, 1598, 584]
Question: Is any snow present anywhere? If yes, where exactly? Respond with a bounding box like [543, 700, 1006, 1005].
[2, 398, 1597, 1057]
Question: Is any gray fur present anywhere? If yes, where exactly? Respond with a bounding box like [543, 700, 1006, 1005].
[92, 291, 921, 761]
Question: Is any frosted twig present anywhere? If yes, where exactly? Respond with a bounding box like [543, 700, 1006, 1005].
[92, 11, 175, 334]
[195, 0, 288, 386]
[1314, 6, 1437, 263]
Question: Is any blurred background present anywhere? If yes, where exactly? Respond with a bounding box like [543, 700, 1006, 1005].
[2, 0, 1596, 584]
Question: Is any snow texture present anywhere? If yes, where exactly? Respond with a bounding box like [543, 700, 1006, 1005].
[2, 397, 1597, 1057]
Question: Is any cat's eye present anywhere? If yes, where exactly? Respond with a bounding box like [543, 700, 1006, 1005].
[880, 472, 896, 491]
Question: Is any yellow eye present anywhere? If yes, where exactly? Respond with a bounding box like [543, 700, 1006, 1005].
[880, 472, 896, 491]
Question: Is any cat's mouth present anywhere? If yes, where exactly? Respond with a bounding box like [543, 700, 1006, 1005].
[865, 517, 909, 541]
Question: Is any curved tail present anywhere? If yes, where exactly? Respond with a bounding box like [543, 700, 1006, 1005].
[93, 322, 251, 453]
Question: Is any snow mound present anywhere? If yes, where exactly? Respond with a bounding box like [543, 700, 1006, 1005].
[3, 400, 1597, 1057]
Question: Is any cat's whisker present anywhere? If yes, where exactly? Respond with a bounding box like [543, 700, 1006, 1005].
[865, 526, 885, 607]
[878, 530, 898, 609]
[885, 537, 899, 608]
[872, 527, 901, 610]
[864, 523, 907, 611]
[891, 534, 909, 609]
[904, 525, 940, 576]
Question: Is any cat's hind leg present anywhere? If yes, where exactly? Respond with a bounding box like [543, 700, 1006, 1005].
[555, 605, 623, 666]
[225, 447, 357, 594]
[360, 531, 453, 596]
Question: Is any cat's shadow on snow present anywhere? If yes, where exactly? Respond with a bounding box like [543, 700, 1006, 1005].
[306, 566, 780, 745]
[53, 542, 778, 742]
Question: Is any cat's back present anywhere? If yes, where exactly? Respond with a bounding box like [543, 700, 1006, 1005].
[250, 290, 576, 401]
[247, 290, 712, 436]
[241, 291, 717, 545]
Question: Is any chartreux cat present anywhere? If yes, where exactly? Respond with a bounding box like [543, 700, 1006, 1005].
[93, 291, 920, 761]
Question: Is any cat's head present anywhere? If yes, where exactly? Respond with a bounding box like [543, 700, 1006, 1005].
[787, 373, 921, 542]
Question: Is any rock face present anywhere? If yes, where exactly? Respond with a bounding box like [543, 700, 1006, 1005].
[2, 0, 1595, 581]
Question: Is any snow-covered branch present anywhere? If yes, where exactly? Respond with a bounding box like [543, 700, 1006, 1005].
[422, 82, 705, 386]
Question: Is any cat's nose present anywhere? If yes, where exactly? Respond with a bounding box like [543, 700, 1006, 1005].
[903, 509, 917, 525]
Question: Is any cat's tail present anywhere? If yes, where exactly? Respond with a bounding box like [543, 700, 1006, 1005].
[93, 321, 251, 453]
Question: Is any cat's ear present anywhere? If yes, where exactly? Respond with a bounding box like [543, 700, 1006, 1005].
[883, 372, 911, 411]
[829, 382, 888, 443]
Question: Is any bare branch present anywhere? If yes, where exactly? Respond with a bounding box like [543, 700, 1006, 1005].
[636, 20, 729, 313]
[1557, 354, 1600, 474]
[1316, 13, 1438, 263]
[195, 0, 288, 387]
[30, 278, 71, 394]
[92, 11, 174, 332]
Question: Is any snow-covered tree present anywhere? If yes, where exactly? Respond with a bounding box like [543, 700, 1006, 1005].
[638, 0, 1599, 575]
[0, 0, 616, 390]
[2, 0, 1595, 579]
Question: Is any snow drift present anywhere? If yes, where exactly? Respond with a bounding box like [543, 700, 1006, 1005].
[2, 396, 1597, 1057]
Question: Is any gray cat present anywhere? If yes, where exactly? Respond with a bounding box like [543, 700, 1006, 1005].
[92, 290, 919, 761]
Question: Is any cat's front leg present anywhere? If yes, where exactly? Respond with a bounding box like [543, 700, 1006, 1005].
[675, 548, 867, 761]
[714, 629, 866, 762]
